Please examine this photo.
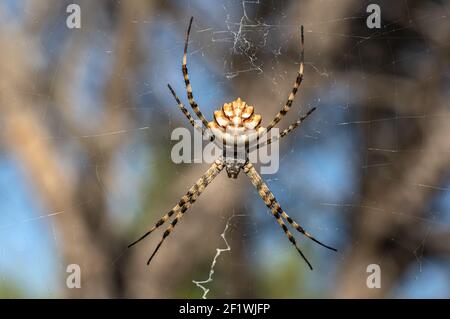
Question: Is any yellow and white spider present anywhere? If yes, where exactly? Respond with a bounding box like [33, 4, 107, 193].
[129, 17, 337, 270]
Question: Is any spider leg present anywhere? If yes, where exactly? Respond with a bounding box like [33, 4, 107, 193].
[182, 17, 210, 128]
[167, 84, 214, 141]
[251, 107, 316, 152]
[129, 160, 224, 264]
[146, 159, 224, 264]
[127, 199, 185, 248]
[255, 171, 337, 252]
[276, 205, 337, 251]
[129, 160, 223, 248]
[146, 203, 190, 264]
[266, 26, 305, 132]
[243, 162, 313, 270]
[167, 84, 203, 131]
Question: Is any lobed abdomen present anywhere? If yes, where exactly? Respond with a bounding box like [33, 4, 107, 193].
[208, 98, 265, 152]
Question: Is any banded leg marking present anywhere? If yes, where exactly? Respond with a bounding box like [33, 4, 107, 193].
[128, 177, 203, 249]
[182, 17, 209, 128]
[252, 107, 316, 152]
[243, 162, 313, 270]
[266, 25, 305, 132]
[261, 188, 337, 252]
[138, 160, 224, 264]
[167, 84, 214, 141]
[244, 162, 337, 269]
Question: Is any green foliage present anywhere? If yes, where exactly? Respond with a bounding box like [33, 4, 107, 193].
[256, 252, 312, 298]
[0, 280, 25, 299]
[129, 142, 182, 235]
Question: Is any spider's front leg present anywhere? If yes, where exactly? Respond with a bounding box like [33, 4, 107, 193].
[243, 162, 336, 270]
[129, 159, 224, 264]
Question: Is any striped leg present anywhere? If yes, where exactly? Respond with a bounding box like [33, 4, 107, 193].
[254, 170, 337, 252]
[182, 17, 209, 128]
[167, 84, 214, 141]
[266, 26, 305, 132]
[252, 107, 316, 152]
[275, 204, 337, 251]
[128, 197, 189, 248]
[243, 162, 313, 270]
[129, 160, 224, 264]
[244, 162, 336, 269]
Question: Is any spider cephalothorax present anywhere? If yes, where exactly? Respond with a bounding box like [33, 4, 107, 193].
[222, 157, 247, 179]
[129, 17, 337, 270]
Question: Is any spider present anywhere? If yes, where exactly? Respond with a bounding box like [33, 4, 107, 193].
[129, 17, 337, 270]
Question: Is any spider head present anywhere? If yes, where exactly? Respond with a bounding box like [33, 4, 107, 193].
[208, 98, 266, 152]
[224, 157, 247, 179]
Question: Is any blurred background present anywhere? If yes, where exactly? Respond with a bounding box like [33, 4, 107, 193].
[0, 0, 449, 298]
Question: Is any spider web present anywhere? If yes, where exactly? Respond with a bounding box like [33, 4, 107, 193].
[0, 0, 449, 298]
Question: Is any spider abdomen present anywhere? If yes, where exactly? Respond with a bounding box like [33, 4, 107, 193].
[213, 98, 261, 130]
[208, 98, 265, 150]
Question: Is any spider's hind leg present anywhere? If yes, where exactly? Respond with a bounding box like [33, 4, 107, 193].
[252, 107, 316, 152]
[182, 17, 210, 128]
[167, 84, 215, 142]
[265, 25, 305, 132]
